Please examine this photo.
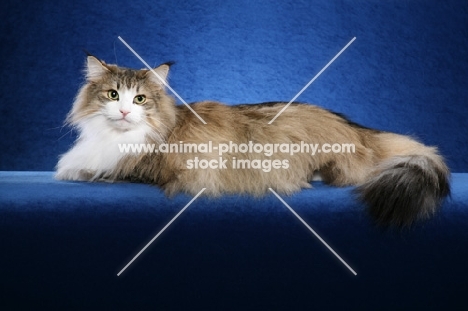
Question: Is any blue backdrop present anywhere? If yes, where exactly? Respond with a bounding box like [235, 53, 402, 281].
[1, 0, 467, 172]
[1, 2, 468, 309]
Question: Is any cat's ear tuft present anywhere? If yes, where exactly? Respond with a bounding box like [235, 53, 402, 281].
[146, 62, 174, 86]
[86, 56, 109, 81]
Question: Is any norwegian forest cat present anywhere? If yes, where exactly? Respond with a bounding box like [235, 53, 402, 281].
[56, 55, 450, 227]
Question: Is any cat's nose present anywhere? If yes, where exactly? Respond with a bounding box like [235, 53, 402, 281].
[120, 109, 130, 117]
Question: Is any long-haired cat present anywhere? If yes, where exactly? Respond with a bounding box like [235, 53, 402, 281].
[56, 55, 450, 227]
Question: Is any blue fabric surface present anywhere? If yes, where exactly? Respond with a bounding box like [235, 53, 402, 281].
[0, 0, 467, 171]
[1, 171, 467, 309]
[1, 0, 467, 309]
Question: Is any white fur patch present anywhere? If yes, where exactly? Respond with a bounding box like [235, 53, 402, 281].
[312, 171, 323, 181]
[56, 89, 151, 180]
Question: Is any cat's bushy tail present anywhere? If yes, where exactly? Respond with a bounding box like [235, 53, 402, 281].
[356, 133, 450, 227]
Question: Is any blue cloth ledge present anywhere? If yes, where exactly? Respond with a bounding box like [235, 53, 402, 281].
[0, 171, 467, 309]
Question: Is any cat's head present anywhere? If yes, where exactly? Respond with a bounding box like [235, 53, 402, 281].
[68, 55, 177, 141]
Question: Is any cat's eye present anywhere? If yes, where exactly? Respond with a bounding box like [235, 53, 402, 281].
[107, 90, 119, 101]
[134, 95, 147, 105]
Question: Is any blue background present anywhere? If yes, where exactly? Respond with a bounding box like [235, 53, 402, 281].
[0, 0, 467, 171]
[1, 1, 468, 309]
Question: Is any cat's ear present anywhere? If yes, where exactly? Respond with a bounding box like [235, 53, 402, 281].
[146, 62, 174, 86]
[86, 56, 109, 81]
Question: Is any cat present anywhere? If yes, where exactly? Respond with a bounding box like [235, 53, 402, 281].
[56, 55, 450, 227]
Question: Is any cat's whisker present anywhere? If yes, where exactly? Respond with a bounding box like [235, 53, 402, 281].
[57, 128, 75, 141]
[150, 127, 167, 145]
[154, 119, 178, 140]
[47, 125, 68, 131]
[142, 117, 172, 145]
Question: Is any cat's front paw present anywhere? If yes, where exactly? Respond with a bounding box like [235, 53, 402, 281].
[55, 169, 98, 181]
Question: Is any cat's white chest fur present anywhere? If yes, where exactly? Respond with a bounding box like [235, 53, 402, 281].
[55, 116, 148, 180]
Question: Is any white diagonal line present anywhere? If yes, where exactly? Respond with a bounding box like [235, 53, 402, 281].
[117, 188, 206, 276]
[117, 36, 207, 125]
[268, 188, 357, 276]
[268, 37, 356, 124]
